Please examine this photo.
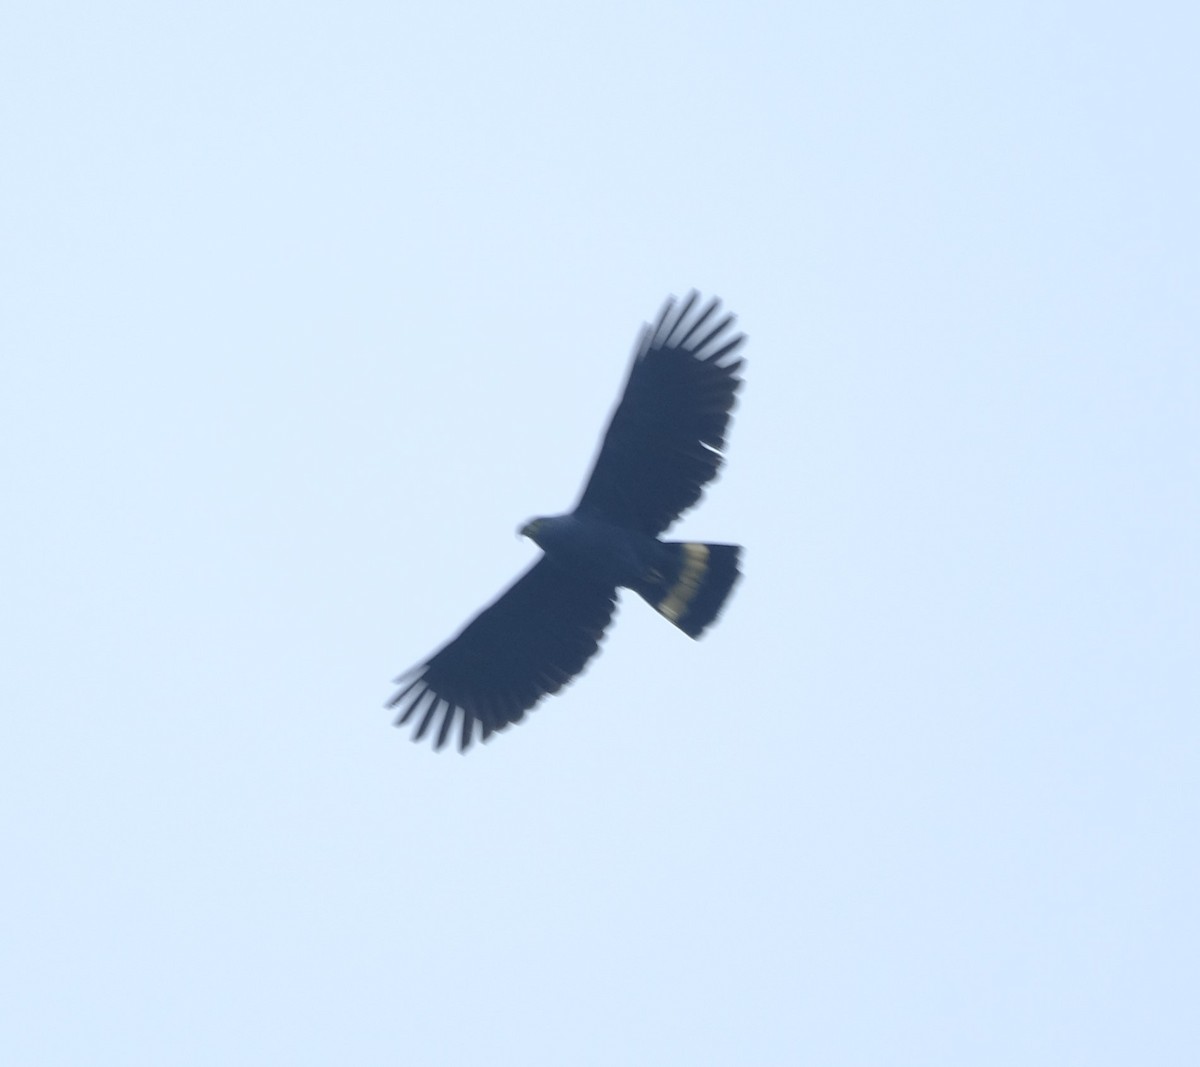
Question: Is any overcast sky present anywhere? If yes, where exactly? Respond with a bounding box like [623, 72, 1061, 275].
[3, 2, 1197, 1064]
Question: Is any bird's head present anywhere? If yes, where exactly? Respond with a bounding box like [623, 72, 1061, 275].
[519, 517, 547, 545]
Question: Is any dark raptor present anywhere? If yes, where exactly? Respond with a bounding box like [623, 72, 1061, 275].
[388, 292, 746, 750]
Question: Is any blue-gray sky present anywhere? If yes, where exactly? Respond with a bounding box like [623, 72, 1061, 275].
[3, 3, 1197, 1064]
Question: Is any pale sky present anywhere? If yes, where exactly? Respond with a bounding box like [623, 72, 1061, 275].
[2, 2, 1197, 1064]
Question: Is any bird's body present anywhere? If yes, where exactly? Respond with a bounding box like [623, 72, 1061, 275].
[388, 292, 746, 750]
[521, 514, 653, 589]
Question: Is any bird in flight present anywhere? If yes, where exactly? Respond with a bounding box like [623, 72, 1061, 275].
[388, 291, 746, 750]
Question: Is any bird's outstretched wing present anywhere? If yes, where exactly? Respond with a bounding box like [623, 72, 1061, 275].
[574, 292, 745, 536]
[388, 559, 618, 750]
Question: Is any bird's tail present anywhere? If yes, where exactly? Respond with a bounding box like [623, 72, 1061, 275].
[636, 542, 742, 638]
